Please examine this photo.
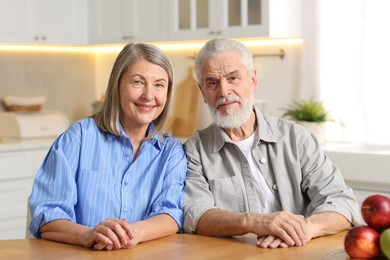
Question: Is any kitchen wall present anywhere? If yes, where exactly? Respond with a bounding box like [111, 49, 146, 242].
[0, 50, 95, 123]
[0, 41, 301, 130]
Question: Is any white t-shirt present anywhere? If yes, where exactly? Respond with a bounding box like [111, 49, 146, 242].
[235, 133, 281, 213]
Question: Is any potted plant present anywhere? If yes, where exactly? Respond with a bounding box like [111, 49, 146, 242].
[281, 99, 334, 144]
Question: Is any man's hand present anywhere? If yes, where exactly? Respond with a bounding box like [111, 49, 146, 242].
[251, 211, 308, 247]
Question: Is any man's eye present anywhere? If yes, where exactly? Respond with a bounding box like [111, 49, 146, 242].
[207, 81, 217, 88]
[229, 76, 238, 82]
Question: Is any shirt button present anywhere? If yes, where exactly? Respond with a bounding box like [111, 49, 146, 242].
[123, 209, 128, 213]
[272, 184, 278, 190]
[124, 182, 128, 186]
[260, 158, 267, 164]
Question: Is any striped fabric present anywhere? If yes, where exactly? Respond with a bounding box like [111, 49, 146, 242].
[29, 118, 187, 238]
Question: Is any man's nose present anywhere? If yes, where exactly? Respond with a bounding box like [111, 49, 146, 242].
[219, 80, 232, 97]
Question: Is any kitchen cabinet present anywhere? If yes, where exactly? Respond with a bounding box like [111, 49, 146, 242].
[168, 0, 302, 41]
[89, 0, 168, 44]
[0, 142, 50, 239]
[0, 0, 87, 44]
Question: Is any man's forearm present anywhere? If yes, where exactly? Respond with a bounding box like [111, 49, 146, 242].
[196, 208, 253, 237]
[306, 211, 352, 239]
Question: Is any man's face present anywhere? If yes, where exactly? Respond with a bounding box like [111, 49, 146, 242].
[199, 51, 257, 129]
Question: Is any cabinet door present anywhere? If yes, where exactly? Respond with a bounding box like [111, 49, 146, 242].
[89, 0, 168, 44]
[0, 0, 87, 44]
[34, 0, 87, 44]
[169, 0, 266, 40]
[89, 0, 129, 44]
[134, 0, 168, 42]
[0, 179, 33, 239]
[168, 0, 301, 41]
[220, 0, 267, 38]
[0, 150, 35, 180]
[169, 0, 217, 41]
[0, 0, 34, 43]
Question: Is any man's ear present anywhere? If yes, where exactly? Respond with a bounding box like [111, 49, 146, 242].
[251, 69, 258, 92]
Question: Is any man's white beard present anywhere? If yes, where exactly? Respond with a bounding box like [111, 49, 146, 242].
[208, 92, 254, 129]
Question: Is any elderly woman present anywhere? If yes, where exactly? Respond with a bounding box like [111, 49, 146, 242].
[29, 43, 187, 250]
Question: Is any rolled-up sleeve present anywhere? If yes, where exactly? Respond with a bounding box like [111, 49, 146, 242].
[148, 141, 188, 230]
[299, 131, 363, 226]
[183, 138, 217, 233]
[29, 131, 79, 238]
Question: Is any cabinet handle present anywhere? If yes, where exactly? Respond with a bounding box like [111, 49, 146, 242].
[41, 36, 46, 41]
[122, 35, 134, 40]
[209, 31, 222, 35]
[34, 36, 39, 41]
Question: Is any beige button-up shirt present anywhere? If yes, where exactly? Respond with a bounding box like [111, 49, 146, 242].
[183, 106, 362, 233]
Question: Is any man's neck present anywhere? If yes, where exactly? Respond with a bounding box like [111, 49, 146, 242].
[223, 111, 257, 142]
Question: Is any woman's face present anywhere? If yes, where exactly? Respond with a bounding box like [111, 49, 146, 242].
[119, 58, 168, 133]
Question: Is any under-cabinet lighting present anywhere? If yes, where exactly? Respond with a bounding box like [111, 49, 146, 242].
[0, 38, 302, 53]
[0, 44, 93, 53]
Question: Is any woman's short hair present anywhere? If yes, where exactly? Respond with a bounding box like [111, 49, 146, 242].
[194, 38, 253, 84]
[93, 42, 173, 139]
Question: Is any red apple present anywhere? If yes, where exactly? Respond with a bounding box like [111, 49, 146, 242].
[344, 226, 381, 259]
[361, 194, 390, 230]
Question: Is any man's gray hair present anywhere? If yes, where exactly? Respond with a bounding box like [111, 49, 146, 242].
[194, 38, 253, 84]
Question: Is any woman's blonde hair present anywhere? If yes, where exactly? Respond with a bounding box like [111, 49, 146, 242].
[93, 42, 174, 139]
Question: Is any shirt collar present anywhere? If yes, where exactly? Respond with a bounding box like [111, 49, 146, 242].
[211, 105, 277, 153]
[106, 122, 163, 150]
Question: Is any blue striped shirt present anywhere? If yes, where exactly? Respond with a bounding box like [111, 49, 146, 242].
[29, 118, 187, 238]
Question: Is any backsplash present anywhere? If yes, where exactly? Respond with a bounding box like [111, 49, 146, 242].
[0, 50, 95, 123]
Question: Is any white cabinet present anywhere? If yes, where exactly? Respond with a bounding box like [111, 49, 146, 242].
[0, 0, 87, 44]
[168, 0, 302, 41]
[0, 145, 49, 240]
[89, 0, 168, 44]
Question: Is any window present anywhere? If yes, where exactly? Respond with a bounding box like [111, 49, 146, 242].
[303, 0, 390, 145]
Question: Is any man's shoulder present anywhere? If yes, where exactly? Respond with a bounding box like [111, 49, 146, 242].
[184, 124, 215, 150]
[262, 114, 308, 134]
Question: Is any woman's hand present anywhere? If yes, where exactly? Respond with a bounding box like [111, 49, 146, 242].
[256, 234, 289, 248]
[91, 218, 135, 250]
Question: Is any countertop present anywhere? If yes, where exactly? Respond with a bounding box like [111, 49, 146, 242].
[0, 138, 54, 152]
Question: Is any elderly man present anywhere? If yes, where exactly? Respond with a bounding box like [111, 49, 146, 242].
[183, 38, 362, 248]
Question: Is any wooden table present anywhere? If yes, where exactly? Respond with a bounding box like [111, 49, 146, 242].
[0, 232, 348, 260]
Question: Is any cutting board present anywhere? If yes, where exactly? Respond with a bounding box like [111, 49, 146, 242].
[166, 66, 201, 137]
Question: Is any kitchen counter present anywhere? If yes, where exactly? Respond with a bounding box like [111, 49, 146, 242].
[0, 138, 54, 152]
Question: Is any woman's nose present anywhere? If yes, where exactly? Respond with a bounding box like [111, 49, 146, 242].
[141, 85, 154, 101]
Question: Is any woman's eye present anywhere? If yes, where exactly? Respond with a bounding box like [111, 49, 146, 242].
[132, 80, 144, 87]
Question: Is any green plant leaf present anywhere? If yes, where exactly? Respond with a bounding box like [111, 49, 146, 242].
[281, 99, 330, 123]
